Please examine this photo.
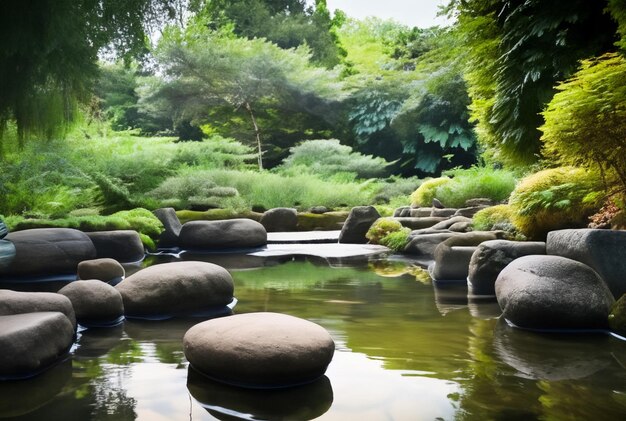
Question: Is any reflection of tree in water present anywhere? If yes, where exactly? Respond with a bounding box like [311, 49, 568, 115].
[89, 366, 137, 421]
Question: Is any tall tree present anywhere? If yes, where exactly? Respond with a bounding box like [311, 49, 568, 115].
[154, 23, 342, 169]
[199, 0, 346, 68]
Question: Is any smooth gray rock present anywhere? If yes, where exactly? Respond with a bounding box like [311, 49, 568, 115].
[1, 228, 96, 277]
[468, 240, 546, 295]
[0, 289, 76, 329]
[184, 312, 335, 388]
[409, 208, 433, 217]
[432, 198, 445, 209]
[116, 261, 234, 318]
[454, 205, 489, 218]
[430, 208, 457, 217]
[393, 206, 410, 217]
[392, 217, 446, 230]
[77, 258, 125, 283]
[260, 208, 298, 232]
[495, 255, 615, 330]
[338, 206, 380, 244]
[430, 216, 472, 231]
[179, 219, 267, 249]
[58, 280, 124, 327]
[404, 231, 462, 258]
[86, 230, 145, 263]
[310, 206, 329, 215]
[431, 232, 504, 281]
[0, 312, 74, 379]
[546, 229, 626, 298]
[154, 207, 182, 247]
[449, 221, 472, 232]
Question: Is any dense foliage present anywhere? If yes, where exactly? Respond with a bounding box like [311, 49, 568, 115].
[541, 53, 626, 199]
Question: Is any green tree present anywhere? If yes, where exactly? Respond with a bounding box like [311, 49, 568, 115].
[199, 0, 346, 68]
[541, 53, 626, 198]
[0, 0, 188, 149]
[154, 23, 342, 169]
[451, 0, 617, 166]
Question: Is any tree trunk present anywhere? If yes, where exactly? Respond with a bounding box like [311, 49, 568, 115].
[244, 101, 263, 170]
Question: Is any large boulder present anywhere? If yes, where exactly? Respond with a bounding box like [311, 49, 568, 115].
[338, 206, 380, 244]
[179, 219, 267, 249]
[154, 207, 182, 248]
[495, 255, 615, 330]
[183, 312, 335, 388]
[77, 258, 125, 284]
[116, 261, 234, 319]
[0, 312, 75, 379]
[430, 231, 504, 281]
[86, 230, 145, 263]
[1, 228, 96, 278]
[260, 208, 298, 232]
[58, 280, 124, 328]
[0, 289, 76, 329]
[546, 229, 626, 298]
[468, 240, 546, 295]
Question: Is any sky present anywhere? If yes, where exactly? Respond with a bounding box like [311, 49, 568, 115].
[316, 0, 452, 28]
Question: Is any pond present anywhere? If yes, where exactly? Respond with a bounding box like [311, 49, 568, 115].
[1, 256, 625, 420]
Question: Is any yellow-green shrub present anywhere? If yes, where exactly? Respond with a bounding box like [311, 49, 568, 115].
[472, 204, 523, 239]
[410, 177, 451, 207]
[509, 167, 603, 239]
[366, 218, 404, 244]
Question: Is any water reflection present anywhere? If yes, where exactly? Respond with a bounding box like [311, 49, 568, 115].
[0, 359, 72, 418]
[493, 318, 612, 380]
[187, 368, 333, 421]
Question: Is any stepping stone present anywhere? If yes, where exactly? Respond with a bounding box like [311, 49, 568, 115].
[339, 206, 380, 244]
[116, 261, 234, 319]
[77, 258, 125, 284]
[0, 289, 76, 330]
[58, 280, 124, 328]
[183, 312, 335, 388]
[86, 230, 145, 263]
[179, 219, 267, 249]
[0, 312, 74, 379]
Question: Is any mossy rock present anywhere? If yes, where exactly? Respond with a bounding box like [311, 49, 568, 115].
[176, 209, 263, 224]
[296, 212, 348, 231]
[608, 294, 626, 336]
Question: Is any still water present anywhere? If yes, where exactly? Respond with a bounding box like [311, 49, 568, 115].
[1, 256, 625, 420]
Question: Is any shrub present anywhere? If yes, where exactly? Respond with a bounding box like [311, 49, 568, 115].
[541, 53, 626, 200]
[379, 228, 411, 252]
[436, 167, 517, 207]
[472, 204, 523, 239]
[278, 139, 390, 179]
[410, 177, 451, 206]
[508, 167, 603, 239]
[366, 218, 404, 244]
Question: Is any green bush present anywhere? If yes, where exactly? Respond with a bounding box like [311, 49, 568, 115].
[509, 167, 603, 239]
[541, 53, 626, 200]
[278, 139, 390, 179]
[365, 217, 411, 252]
[410, 177, 451, 206]
[436, 167, 517, 208]
[472, 204, 523, 239]
[366, 218, 404, 244]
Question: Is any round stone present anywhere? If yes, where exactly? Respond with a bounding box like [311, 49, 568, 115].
[58, 280, 124, 327]
[183, 312, 335, 388]
[86, 230, 145, 263]
[77, 258, 125, 284]
[179, 219, 267, 249]
[495, 255, 615, 330]
[116, 261, 234, 319]
[0, 312, 75, 379]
